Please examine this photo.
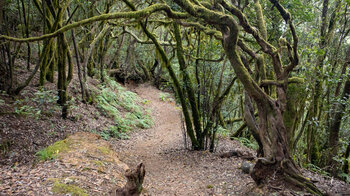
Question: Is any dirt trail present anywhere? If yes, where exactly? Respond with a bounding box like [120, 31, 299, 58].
[112, 84, 254, 195]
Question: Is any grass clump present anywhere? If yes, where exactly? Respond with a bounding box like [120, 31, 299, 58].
[36, 140, 71, 161]
[52, 181, 88, 196]
[95, 76, 153, 140]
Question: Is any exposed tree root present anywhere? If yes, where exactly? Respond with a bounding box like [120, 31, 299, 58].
[251, 160, 325, 195]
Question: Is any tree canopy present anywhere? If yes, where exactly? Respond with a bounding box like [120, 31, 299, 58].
[1, 0, 349, 195]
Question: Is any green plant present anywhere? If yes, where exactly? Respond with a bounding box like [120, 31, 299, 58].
[339, 173, 350, 183]
[305, 163, 330, 176]
[95, 76, 153, 139]
[143, 99, 150, 105]
[99, 130, 111, 140]
[0, 98, 5, 106]
[13, 88, 60, 119]
[0, 90, 7, 95]
[107, 125, 129, 139]
[33, 88, 59, 106]
[0, 140, 12, 156]
[232, 137, 258, 150]
[159, 92, 173, 102]
[14, 105, 41, 119]
[216, 126, 230, 137]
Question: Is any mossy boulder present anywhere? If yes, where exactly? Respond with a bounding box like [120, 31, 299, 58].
[36, 132, 129, 195]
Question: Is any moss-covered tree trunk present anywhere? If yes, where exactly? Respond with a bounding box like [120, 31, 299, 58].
[306, 0, 341, 164]
[327, 79, 350, 174]
[57, 33, 68, 119]
[20, 0, 31, 71]
[173, 23, 203, 148]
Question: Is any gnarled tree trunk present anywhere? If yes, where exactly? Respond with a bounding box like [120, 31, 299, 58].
[110, 163, 146, 196]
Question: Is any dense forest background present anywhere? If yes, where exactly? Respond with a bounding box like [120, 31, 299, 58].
[0, 0, 349, 195]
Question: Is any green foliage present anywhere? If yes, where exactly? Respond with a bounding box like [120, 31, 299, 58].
[339, 173, 350, 183]
[159, 92, 173, 102]
[99, 130, 111, 140]
[14, 105, 41, 118]
[95, 76, 153, 140]
[0, 140, 12, 156]
[216, 126, 230, 137]
[105, 125, 130, 140]
[305, 163, 330, 177]
[0, 98, 5, 106]
[33, 88, 59, 106]
[232, 137, 258, 150]
[14, 89, 60, 119]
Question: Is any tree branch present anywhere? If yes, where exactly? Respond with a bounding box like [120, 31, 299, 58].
[260, 77, 304, 87]
[0, 4, 187, 42]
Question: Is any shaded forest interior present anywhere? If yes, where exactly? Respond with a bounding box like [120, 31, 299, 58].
[0, 0, 350, 195]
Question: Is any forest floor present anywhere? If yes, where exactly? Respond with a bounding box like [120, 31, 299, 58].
[0, 64, 350, 195]
[111, 84, 350, 196]
[111, 84, 257, 195]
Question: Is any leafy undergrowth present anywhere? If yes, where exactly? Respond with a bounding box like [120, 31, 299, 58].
[0, 62, 153, 166]
[94, 77, 153, 140]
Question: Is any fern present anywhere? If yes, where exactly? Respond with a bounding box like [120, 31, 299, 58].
[95, 76, 153, 140]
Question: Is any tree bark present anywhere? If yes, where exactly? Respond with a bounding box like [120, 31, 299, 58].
[327, 46, 350, 174]
[327, 80, 350, 174]
[111, 163, 146, 196]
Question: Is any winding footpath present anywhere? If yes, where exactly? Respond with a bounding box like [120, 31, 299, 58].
[112, 84, 254, 195]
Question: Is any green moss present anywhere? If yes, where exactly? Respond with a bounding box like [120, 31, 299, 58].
[284, 82, 307, 150]
[52, 181, 88, 196]
[82, 167, 92, 171]
[36, 139, 71, 161]
[92, 160, 104, 166]
[97, 146, 112, 155]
